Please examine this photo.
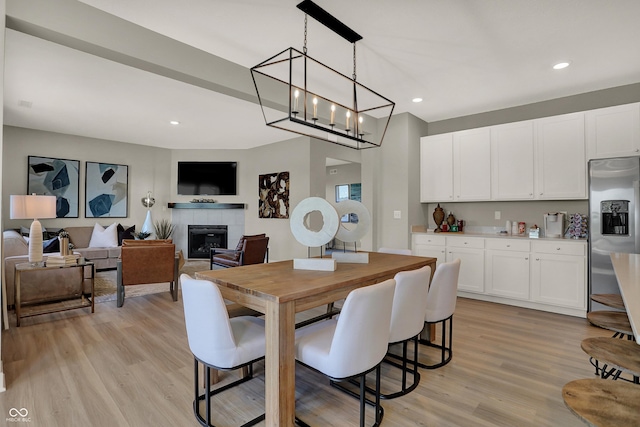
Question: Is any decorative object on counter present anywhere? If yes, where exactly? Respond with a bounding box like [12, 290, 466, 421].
[433, 203, 445, 232]
[132, 231, 151, 240]
[441, 223, 448, 232]
[518, 222, 526, 235]
[447, 212, 456, 227]
[190, 198, 218, 203]
[511, 222, 519, 235]
[450, 224, 458, 232]
[58, 230, 70, 256]
[529, 225, 540, 238]
[457, 220, 464, 232]
[568, 213, 588, 239]
[506, 220, 512, 234]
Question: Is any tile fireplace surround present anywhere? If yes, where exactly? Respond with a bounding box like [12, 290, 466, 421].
[169, 203, 245, 259]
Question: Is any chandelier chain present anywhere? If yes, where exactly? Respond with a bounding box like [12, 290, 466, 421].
[303, 14, 308, 54]
[352, 43, 357, 81]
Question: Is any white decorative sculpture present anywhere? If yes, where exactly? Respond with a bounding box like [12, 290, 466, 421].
[290, 197, 340, 271]
[332, 200, 371, 263]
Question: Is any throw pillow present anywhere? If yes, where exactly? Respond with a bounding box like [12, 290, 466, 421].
[43, 236, 60, 253]
[117, 224, 136, 245]
[88, 223, 119, 248]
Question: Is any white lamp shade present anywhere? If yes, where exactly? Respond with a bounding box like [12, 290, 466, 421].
[10, 195, 57, 219]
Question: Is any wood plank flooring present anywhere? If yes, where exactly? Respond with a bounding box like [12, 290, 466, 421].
[0, 291, 610, 427]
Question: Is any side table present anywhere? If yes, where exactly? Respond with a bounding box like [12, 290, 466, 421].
[14, 261, 95, 327]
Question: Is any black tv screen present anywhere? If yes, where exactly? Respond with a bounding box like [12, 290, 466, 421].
[177, 161, 238, 195]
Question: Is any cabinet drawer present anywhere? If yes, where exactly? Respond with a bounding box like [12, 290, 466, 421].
[413, 234, 446, 246]
[446, 237, 484, 249]
[532, 241, 586, 256]
[485, 239, 530, 252]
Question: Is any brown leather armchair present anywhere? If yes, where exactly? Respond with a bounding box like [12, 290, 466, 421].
[210, 234, 269, 269]
[117, 239, 179, 307]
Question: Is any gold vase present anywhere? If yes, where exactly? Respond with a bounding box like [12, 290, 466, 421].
[59, 237, 70, 256]
[433, 204, 445, 232]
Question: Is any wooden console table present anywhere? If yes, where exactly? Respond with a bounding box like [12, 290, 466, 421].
[14, 262, 95, 327]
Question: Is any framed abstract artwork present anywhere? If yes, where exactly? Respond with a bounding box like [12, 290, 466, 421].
[85, 161, 129, 218]
[27, 156, 80, 218]
[258, 171, 290, 218]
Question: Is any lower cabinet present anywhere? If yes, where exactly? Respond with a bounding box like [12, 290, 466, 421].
[412, 233, 587, 317]
[446, 237, 485, 294]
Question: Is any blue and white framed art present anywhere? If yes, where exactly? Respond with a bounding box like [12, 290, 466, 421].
[85, 161, 129, 218]
[28, 156, 80, 218]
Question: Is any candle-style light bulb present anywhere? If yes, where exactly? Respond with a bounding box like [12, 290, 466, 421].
[293, 89, 299, 113]
[330, 104, 335, 125]
[313, 97, 318, 119]
[346, 110, 351, 131]
[358, 116, 364, 138]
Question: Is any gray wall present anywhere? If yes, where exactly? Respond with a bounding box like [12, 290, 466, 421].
[325, 162, 361, 202]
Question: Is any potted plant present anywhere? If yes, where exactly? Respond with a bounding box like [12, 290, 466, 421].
[57, 230, 71, 255]
[154, 219, 175, 240]
[133, 231, 151, 240]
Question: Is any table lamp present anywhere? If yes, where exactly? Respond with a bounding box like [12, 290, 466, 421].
[10, 194, 57, 264]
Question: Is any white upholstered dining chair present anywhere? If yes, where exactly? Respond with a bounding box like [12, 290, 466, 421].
[181, 274, 266, 427]
[419, 258, 461, 369]
[294, 278, 396, 427]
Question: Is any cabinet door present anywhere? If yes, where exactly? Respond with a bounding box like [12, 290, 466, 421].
[535, 112, 586, 199]
[420, 134, 453, 202]
[446, 247, 484, 294]
[531, 253, 586, 309]
[491, 121, 535, 200]
[413, 244, 446, 268]
[453, 127, 491, 201]
[586, 103, 640, 159]
[485, 250, 530, 300]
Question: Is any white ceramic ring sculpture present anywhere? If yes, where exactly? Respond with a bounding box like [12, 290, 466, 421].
[335, 200, 371, 242]
[290, 197, 340, 247]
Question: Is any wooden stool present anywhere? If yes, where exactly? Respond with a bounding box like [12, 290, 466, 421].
[581, 337, 640, 382]
[587, 311, 634, 338]
[562, 378, 640, 427]
[590, 294, 626, 311]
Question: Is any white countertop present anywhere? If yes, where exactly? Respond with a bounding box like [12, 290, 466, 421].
[610, 253, 640, 343]
[411, 225, 587, 242]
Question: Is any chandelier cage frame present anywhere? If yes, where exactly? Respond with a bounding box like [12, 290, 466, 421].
[250, 0, 395, 150]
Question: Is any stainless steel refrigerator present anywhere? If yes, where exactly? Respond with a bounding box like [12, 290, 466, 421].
[588, 156, 640, 311]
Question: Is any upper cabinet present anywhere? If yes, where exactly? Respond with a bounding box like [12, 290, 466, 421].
[491, 121, 535, 200]
[586, 103, 640, 159]
[420, 133, 453, 202]
[535, 112, 586, 199]
[453, 127, 491, 201]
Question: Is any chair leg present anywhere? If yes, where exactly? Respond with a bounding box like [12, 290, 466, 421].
[418, 316, 453, 369]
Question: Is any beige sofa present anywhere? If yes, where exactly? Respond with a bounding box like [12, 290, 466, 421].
[65, 226, 121, 270]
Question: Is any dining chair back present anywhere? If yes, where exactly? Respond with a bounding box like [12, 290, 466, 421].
[419, 258, 460, 369]
[295, 278, 396, 427]
[181, 274, 266, 427]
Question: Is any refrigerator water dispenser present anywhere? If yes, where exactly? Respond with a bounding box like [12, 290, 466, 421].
[601, 200, 629, 235]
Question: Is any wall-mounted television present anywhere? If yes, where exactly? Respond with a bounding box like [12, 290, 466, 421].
[177, 161, 238, 195]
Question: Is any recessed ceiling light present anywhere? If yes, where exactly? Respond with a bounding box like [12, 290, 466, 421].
[170, 120, 180, 125]
[412, 98, 423, 103]
[553, 62, 570, 70]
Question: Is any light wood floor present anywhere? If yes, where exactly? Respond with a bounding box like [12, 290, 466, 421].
[0, 291, 610, 427]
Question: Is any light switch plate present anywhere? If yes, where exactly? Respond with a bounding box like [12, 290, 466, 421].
[494, 211, 501, 220]
[393, 210, 401, 219]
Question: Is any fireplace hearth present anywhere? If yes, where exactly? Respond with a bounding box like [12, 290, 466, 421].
[188, 225, 228, 259]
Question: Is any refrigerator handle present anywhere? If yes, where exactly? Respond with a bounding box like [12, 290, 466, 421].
[635, 180, 640, 254]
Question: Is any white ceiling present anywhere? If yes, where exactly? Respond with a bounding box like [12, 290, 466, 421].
[4, 0, 640, 150]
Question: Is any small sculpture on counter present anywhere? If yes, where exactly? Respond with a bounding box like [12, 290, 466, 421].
[447, 212, 456, 227]
[433, 204, 445, 232]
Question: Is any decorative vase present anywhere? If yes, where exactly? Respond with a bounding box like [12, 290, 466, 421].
[447, 212, 456, 227]
[59, 237, 70, 256]
[433, 204, 445, 232]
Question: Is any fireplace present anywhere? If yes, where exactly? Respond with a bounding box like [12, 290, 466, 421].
[188, 225, 228, 259]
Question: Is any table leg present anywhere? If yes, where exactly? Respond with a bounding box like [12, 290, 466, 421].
[15, 270, 21, 327]
[265, 300, 296, 427]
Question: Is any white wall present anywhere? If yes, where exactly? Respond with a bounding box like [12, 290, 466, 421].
[2, 126, 172, 232]
[0, 0, 6, 392]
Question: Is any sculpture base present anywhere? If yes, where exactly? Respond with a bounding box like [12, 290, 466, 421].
[331, 252, 369, 264]
[293, 258, 337, 271]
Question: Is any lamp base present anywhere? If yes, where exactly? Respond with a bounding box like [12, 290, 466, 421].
[141, 210, 154, 238]
[29, 219, 44, 264]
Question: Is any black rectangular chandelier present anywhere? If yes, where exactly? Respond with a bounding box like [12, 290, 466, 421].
[250, 0, 395, 150]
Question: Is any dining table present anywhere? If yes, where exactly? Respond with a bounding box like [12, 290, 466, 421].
[195, 251, 436, 427]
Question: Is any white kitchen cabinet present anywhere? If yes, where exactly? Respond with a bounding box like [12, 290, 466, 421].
[485, 239, 531, 300]
[453, 127, 491, 201]
[420, 134, 453, 202]
[530, 241, 586, 310]
[446, 237, 484, 294]
[586, 102, 640, 160]
[412, 234, 446, 267]
[490, 121, 535, 200]
[535, 112, 586, 199]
